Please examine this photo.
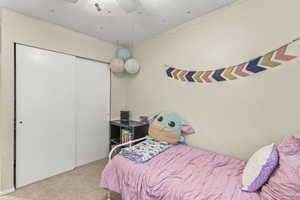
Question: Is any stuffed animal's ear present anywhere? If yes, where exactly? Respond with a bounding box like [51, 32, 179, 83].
[149, 112, 161, 122]
[179, 135, 185, 143]
[181, 125, 195, 135]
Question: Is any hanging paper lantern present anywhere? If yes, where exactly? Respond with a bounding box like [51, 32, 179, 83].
[109, 58, 124, 73]
[125, 58, 140, 74]
[117, 48, 131, 61]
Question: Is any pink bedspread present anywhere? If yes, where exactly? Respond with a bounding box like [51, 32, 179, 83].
[101, 144, 261, 200]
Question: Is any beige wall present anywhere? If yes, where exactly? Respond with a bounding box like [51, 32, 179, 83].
[2, 0, 300, 192]
[0, 9, 126, 191]
[128, 0, 300, 160]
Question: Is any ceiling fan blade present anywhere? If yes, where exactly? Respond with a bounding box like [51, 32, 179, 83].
[116, 0, 141, 13]
[63, 0, 79, 3]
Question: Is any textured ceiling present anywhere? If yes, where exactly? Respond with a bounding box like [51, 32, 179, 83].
[0, 0, 237, 45]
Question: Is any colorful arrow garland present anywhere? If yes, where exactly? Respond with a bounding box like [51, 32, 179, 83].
[165, 38, 300, 83]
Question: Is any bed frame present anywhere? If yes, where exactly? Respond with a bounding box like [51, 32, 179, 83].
[106, 137, 147, 200]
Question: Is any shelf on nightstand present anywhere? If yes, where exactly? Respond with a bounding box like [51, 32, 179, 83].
[109, 120, 149, 150]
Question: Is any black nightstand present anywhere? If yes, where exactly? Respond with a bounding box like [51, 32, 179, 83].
[109, 120, 149, 150]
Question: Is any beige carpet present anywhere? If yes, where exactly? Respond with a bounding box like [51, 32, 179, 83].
[0, 159, 121, 200]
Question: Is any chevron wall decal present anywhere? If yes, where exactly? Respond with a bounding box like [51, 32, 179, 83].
[275, 45, 297, 61]
[186, 71, 196, 82]
[246, 57, 266, 73]
[212, 68, 226, 81]
[165, 38, 299, 84]
[235, 63, 249, 77]
[223, 66, 237, 80]
[194, 71, 203, 83]
[260, 52, 281, 67]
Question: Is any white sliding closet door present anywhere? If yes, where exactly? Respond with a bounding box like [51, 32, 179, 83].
[75, 58, 110, 167]
[16, 45, 76, 188]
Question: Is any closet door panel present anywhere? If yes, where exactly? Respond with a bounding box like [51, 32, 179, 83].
[75, 58, 110, 167]
[16, 45, 76, 188]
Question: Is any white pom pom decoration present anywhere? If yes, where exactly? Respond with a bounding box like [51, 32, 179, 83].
[125, 58, 140, 74]
[109, 58, 124, 73]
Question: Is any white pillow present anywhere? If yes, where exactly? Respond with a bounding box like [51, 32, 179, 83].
[242, 143, 279, 192]
[294, 135, 300, 139]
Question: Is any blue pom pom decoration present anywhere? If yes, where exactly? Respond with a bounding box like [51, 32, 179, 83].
[117, 48, 131, 61]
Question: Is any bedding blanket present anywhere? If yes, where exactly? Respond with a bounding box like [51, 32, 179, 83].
[101, 144, 261, 200]
[120, 139, 173, 163]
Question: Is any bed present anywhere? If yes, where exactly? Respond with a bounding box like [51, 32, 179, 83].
[101, 144, 261, 200]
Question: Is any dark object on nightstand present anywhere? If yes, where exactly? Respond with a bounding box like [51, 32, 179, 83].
[120, 111, 130, 123]
[109, 120, 149, 151]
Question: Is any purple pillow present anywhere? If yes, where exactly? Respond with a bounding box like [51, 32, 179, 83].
[242, 144, 279, 192]
[260, 136, 300, 200]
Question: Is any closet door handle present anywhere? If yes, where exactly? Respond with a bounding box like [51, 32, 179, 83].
[19, 121, 24, 124]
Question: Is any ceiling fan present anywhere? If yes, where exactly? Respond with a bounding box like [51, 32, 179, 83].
[63, 0, 79, 3]
[63, 0, 141, 13]
[116, 0, 141, 13]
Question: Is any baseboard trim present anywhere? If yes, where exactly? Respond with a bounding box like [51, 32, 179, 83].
[0, 188, 15, 196]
